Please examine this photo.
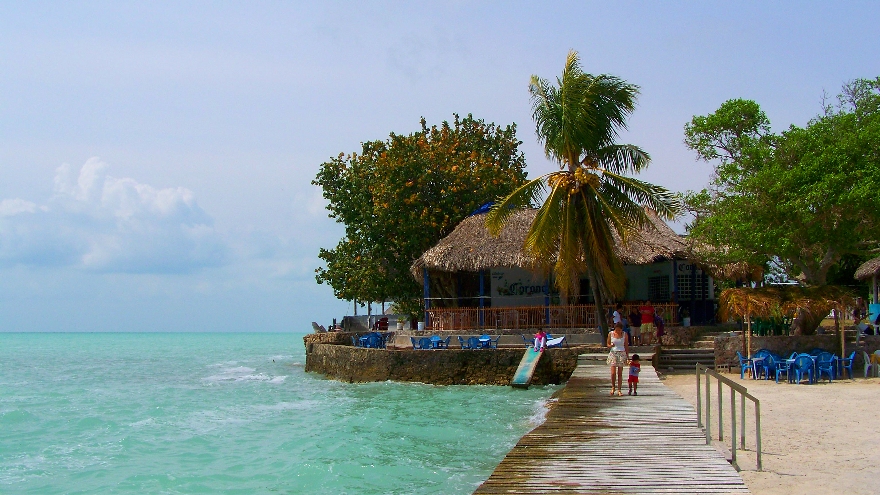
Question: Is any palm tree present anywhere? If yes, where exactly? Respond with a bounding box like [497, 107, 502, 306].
[486, 50, 680, 337]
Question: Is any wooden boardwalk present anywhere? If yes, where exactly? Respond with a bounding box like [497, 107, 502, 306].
[474, 358, 750, 494]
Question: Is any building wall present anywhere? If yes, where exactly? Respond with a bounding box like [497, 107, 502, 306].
[434, 260, 715, 308]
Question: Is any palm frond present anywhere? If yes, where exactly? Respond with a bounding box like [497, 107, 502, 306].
[591, 144, 651, 174]
[600, 171, 681, 221]
[485, 176, 546, 236]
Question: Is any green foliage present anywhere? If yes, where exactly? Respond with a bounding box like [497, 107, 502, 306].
[313, 114, 527, 316]
[683, 78, 880, 286]
[487, 51, 680, 335]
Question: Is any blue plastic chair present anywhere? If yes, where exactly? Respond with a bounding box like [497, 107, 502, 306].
[816, 352, 835, 382]
[736, 351, 754, 380]
[761, 354, 778, 381]
[467, 337, 481, 349]
[794, 355, 815, 384]
[410, 336, 419, 349]
[839, 351, 855, 379]
[418, 337, 432, 350]
[774, 355, 791, 383]
[458, 336, 467, 349]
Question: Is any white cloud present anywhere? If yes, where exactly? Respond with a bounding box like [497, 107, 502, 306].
[0, 158, 228, 273]
[0, 198, 37, 216]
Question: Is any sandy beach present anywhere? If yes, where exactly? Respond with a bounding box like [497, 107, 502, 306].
[662, 371, 880, 495]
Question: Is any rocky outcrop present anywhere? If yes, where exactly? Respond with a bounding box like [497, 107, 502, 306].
[303, 336, 592, 385]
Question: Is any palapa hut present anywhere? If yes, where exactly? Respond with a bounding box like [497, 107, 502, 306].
[411, 207, 717, 331]
[855, 255, 880, 322]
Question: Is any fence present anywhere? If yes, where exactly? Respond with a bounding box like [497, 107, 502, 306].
[425, 303, 680, 331]
[695, 363, 762, 471]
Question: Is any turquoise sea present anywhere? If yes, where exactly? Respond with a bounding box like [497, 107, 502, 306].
[0, 333, 557, 494]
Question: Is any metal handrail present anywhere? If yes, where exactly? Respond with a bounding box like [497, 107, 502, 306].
[695, 363, 762, 471]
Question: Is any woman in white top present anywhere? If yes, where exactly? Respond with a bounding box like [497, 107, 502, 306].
[606, 322, 629, 396]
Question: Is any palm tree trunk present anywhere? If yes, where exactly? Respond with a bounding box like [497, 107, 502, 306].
[586, 265, 609, 340]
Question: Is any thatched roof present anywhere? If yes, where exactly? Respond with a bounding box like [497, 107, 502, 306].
[717, 285, 855, 321]
[411, 208, 689, 278]
[855, 256, 880, 280]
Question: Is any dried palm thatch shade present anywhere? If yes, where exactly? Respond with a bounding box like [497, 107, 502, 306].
[854, 256, 880, 280]
[411, 207, 689, 279]
[718, 285, 856, 321]
[685, 240, 764, 282]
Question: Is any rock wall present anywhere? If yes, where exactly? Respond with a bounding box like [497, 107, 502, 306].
[303, 339, 593, 385]
[714, 333, 880, 369]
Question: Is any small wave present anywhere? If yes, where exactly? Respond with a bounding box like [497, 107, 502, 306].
[528, 398, 555, 426]
[0, 409, 37, 424]
[130, 418, 155, 428]
[207, 361, 239, 368]
[203, 371, 286, 384]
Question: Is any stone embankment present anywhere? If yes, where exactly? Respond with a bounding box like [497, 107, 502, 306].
[303, 332, 597, 385]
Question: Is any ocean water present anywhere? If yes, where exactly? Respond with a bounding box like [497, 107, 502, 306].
[0, 333, 557, 494]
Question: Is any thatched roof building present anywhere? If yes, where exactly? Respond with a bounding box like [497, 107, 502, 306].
[411, 208, 689, 278]
[855, 256, 880, 281]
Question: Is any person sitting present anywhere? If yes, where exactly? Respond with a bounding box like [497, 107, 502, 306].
[533, 329, 548, 352]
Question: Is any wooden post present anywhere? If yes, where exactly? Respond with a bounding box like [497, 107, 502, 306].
[740, 394, 746, 450]
[423, 268, 430, 330]
[717, 378, 723, 441]
[479, 270, 485, 328]
[874, 273, 878, 304]
[730, 388, 737, 469]
[746, 310, 752, 359]
[696, 366, 702, 428]
[705, 370, 711, 444]
[835, 307, 844, 359]
[755, 400, 763, 471]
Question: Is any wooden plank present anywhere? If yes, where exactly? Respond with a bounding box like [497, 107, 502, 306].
[474, 359, 750, 495]
[511, 347, 543, 388]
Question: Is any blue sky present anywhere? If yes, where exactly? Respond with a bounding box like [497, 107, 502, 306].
[1, 2, 878, 332]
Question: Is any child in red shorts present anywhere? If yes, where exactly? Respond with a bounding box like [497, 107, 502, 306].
[628, 354, 641, 396]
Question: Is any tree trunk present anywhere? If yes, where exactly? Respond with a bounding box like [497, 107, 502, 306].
[587, 269, 609, 341]
[791, 307, 824, 335]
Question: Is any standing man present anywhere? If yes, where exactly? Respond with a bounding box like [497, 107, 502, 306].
[640, 300, 656, 345]
[629, 307, 642, 345]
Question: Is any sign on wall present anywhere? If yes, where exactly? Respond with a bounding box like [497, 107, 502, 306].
[490, 268, 554, 307]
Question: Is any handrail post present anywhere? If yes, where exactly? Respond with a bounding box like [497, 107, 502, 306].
[730, 387, 738, 470]
[755, 400, 763, 471]
[696, 365, 702, 428]
[705, 368, 711, 444]
[717, 378, 723, 441]
[740, 394, 746, 450]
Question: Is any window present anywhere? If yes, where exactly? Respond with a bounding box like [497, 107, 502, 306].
[677, 272, 709, 300]
[648, 275, 670, 302]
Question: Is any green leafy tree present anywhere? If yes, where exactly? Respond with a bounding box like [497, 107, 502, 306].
[683, 79, 880, 333]
[486, 51, 679, 337]
[314, 114, 528, 317]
